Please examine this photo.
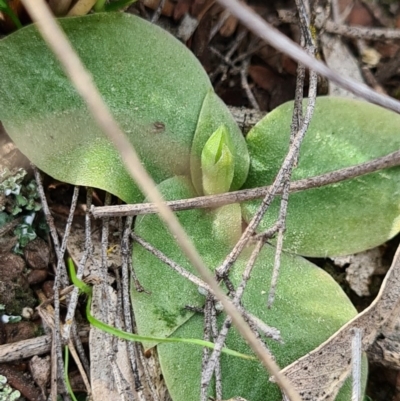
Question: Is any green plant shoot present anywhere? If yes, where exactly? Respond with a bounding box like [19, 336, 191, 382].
[0, 0, 22, 29]
[201, 125, 235, 195]
[67, 258, 254, 361]
[64, 346, 78, 401]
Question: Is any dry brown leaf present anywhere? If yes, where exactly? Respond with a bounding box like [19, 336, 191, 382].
[191, 0, 215, 18]
[142, 0, 175, 17]
[333, 248, 386, 297]
[248, 64, 281, 92]
[219, 13, 238, 37]
[173, 0, 191, 20]
[275, 245, 400, 401]
[346, 2, 374, 26]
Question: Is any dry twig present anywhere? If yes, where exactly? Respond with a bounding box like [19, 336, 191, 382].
[320, 19, 400, 41]
[91, 149, 400, 218]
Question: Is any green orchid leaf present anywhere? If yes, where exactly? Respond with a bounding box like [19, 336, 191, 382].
[132, 176, 366, 400]
[242, 97, 400, 257]
[131, 176, 243, 349]
[201, 125, 235, 195]
[0, 13, 215, 203]
[209, 203, 242, 246]
[190, 90, 250, 195]
[157, 244, 367, 401]
[103, 0, 138, 12]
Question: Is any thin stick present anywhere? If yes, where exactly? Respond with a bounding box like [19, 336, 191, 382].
[211, 304, 223, 401]
[71, 322, 90, 381]
[91, 148, 400, 218]
[217, 74, 317, 278]
[240, 58, 260, 110]
[322, 20, 400, 41]
[100, 194, 132, 399]
[54, 183, 79, 279]
[216, 0, 400, 113]
[35, 171, 79, 399]
[131, 232, 212, 291]
[67, 339, 91, 396]
[267, 0, 317, 308]
[151, 0, 166, 23]
[63, 188, 93, 341]
[54, 185, 80, 398]
[253, 222, 281, 242]
[121, 217, 145, 396]
[200, 297, 214, 401]
[209, 8, 230, 40]
[0, 327, 89, 363]
[226, 27, 248, 60]
[351, 328, 362, 401]
[100, 192, 112, 321]
[201, 239, 264, 389]
[268, 185, 289, 308]
[241, 310, 281, 342]
[136, 342, 161, 401]
[209, 28, 247, 83]
[33, 167, 68, 286]
[232, 40, 267, 65]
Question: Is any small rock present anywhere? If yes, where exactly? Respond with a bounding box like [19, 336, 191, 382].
[0, 253, 25, 281]
[24, 237, 50, 270]
[42, 281, 54, 299]
[0, 235, 18, 254]
[28, 269, 48, 285]
[2, 321, 39, 343]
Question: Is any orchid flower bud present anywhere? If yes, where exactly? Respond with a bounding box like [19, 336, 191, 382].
[201, 125, 234, 195]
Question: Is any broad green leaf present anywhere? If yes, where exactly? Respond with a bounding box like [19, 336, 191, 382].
[201, 125, 235, 195]
[131, 176, 242, 349]
[242, 97, 400, 257]
[190, 90, 250, 195]
[131, 177, 366, 401]
[157, 245, 367, 401]
[0, 13, 215, 203]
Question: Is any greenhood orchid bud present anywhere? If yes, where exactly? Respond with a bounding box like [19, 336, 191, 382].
[201, 125, 235, 195]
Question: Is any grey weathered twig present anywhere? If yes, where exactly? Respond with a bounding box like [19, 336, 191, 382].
[63, 188, 93, 341]
[34, 168, 79, 399]
[91, 149, 400, 219]
[321, 19, 400, 41]
[131, 232, 211, 291]
[201, 239, 266, 391]
[266, 0, 317, 308]
[240, 58, 260, 110]
[351, 328, 363, 401]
